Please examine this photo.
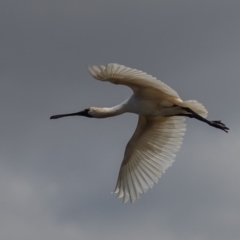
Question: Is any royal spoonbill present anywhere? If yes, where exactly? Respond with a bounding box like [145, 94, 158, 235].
[50, 63, 229, 203]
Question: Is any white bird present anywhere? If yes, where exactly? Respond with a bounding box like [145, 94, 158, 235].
[50, 63, 229, 203]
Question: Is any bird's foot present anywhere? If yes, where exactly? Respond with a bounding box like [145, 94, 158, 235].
[209, 120, 229, 133]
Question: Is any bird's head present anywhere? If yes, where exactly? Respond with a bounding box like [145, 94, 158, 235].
[50, 106, 118, 119]
[50, 108, 94, 119]
[50, 106, 111, 120]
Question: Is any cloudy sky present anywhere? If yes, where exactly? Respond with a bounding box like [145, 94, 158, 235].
[1, 1, 240, 239]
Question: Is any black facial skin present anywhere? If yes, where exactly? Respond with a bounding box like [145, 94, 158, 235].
[50, 108, 93, 119]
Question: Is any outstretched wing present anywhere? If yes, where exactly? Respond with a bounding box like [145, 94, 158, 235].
[87, 63, 180, 99]
[114, 116, 186, 203]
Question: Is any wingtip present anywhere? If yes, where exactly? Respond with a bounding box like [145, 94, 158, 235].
[87, 64, 95, 75]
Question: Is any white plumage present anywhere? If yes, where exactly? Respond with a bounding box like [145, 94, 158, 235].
[50, 63, 229, 203]
[114, 116, 185, 203]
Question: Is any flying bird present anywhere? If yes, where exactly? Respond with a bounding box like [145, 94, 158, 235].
[50, 63, 229, 203]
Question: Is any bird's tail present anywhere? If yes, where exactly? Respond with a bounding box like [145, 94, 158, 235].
[180, 100, 208, 118]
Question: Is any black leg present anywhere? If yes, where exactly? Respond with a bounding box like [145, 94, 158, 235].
[177, 107, 229, 133]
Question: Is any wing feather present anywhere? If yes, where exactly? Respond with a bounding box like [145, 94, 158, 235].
[87, 63, 179, 99]
[114, 116, 186, 203]
[132, 160, 148, 193]
[130, 162, 144, 196]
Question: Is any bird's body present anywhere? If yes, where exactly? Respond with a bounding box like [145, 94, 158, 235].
[50, 63, 228, 203]
[87, 96, 183, 118]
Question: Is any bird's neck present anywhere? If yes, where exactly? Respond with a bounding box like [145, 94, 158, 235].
[91, 100, 129, 118]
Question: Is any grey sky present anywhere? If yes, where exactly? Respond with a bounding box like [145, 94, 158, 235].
[1, 1, 240, 239]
